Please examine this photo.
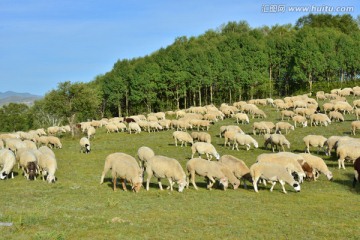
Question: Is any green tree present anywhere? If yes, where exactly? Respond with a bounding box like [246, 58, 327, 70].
[0, 103, 32, 132]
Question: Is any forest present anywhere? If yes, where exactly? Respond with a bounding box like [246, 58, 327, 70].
[1, 13, 360, 132]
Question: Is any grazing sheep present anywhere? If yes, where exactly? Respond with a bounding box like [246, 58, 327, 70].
[281, 110, 295, 121]
[145, 155, 187, 192]
[310, 114, 331, 127]
[18, 150, 38, 180]
[336, 142, 360, 169]
[26, 162, 37, 181]
[232, 134, 258, 151]
[275, 122, 295, 135]
[351, 121, 360, 135]
[106, 123, 119, 133]
[148, 121, 163, 132]
[353, 157, 360, 187]
[47, 136, 62, 149]
[0, 149, 16, 180]
[303, 135, 328, 155]
[4, 138, 26, 154]
[250, 162, 301, 194]
[251, 108, 267, 119]
[219, 155, 252, 189]
[235, 113, 249, 124]
[38, 146, 55, 158]
[87, 126, 96, 139]
[79, 137, 91, 154]
[191, 142, 220, 160]
[334, 101, 353, 115]
[172, 131, 193, 147]
[186, 158, 230, 190]
[137, 146, 155, 167]
[298, 153, 333, 181]
[23, 140, 37, 150]
[224, 130, 241, 148]
[100, 152, 143, 192]
[37, 153, 57, 183]
[323, 103, 335, 113]
[296, 158, 314, 180]
[325, 136, 349, 156]
[264, 134, 290, 152]
[195, 132, 211, 144]
[252, 122, 270, 135]
[328, 111, 344, 122]
[292, 115, 308, 128]
[219, 125, 244, 138]
[128, 122, 141, 134]
[256, 152, 306, 183]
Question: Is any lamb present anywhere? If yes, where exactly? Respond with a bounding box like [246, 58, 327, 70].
[137, 146, 155, 167]
[336, 141, 360, 169]
[172, 131, 193, 147]
[47, 136, 62, 149]
[79, 137, 91, 154]
[0, 149, 16, 180]
[256, 152, 306, 183]
[100, 152, 143, 192]
[252, 122, 270, 135]
[264, 134, 290, 152]
[298, 153, 333, 181]
[250, 162, 301, 193]
[191, 142, 220, 160]
[351, 121, 360, 135]
[37, 153, 57, 183]
[292, 115, 308, 128]
[145, 155, 187, 192]
[275, 122, 294, 135]
[232, 134, 258, 151]
[235, 113, 249, 124]
[219, 155, 252, 188]
[303, 135, 328, 155]
[87, 126, 96, 139]
[128, 122, 141, 134]
[328, 111, 344, 122]
[186, 158, 231, 190]
[353, 157, 360, 187]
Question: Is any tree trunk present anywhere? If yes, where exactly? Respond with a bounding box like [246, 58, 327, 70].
[210, 84, 213, 104]
[308, 72, 313, 94]
[67, 113, 76, 138]
[118, 101, 122, 117]
[269, 65, 272, 98]
[125, 90, 129, 116]
[184, 89, 187, 109]
[229, 89, 232, 104]
[198, 87, 202, 106]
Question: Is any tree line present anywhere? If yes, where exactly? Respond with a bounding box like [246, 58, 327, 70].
[1, 13, 359, 132]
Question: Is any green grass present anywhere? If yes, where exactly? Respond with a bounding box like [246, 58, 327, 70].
[1, 100, 360, 239]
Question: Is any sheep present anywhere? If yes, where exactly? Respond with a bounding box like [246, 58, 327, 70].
[232, 134, 258, 151]
[38, 146, 55, 158]
[323, 103, 335, 113]
[128, 122, 141, 134]
[203, 113, 218, 123]
[281, 110, 295, 121]
[298, 153, 333, 181]
[296, 158, 314, 180]
[334, 101, 353, 114]
[219, 155, 252, 189]
[100, 152, 143, 192]
[264, 134, 290, 152]
[191, 142, 220, 160]
[158, 119, 171, 130]
[186, 158, 230, 190]
[353, 157, 360, 187]
[37, 153, 57, 183]
[355, 109, 360, 120]
[18, 150, 38, 180]
[336, 141, 360, 169]
[310, 113, 331, 127]
[252, 122, 270, 135]
[79, 137, 91, 154]
[251, 108, 267, 119]
[191, 131, 211, 144]
[0, 149, 16, 180]
[148, 121, 163, 132]
[351, 121, 360, 135]
[303, 135, 327, 155]
[219, 125, 243, 138]
[250, 162, 301, 194]
[292, 115, 308, 128]
[275, 122, 294, 135]
[106, 123, 119, 133]
[256, 152, 306, 183]
[224, 130, 241, 148]
[23, 140, 37, 150]
[137, 146, 155, 167]
[87, 126, 96, 139]
[4, 138, 26, 154]
[145, 155, 187, 192]
[234, 113, 249, 124]
[47, 136, 62, 149]
[328, 111, 344, 122]
[172, 131, 193, 147]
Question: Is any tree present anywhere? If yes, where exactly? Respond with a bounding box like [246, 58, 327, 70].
[0, 103, 32, 132]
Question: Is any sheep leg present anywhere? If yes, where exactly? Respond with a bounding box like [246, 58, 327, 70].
[246, 144, 250, 151]
[121, 179, 128, 191]
[158, 178, 163, 190]
[166, 178, 174, 191]
[146, 170, 153, 191]
[113, 177, 117, 191]
[190, 172, 198, 190]
[279, 180, 287, 194]
[207, 176, 216, 190]
[252, 176, 259, 193]
[269, 181, 277, 192]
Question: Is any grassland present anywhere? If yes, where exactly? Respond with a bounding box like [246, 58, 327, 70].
[1, 99, 360, 240]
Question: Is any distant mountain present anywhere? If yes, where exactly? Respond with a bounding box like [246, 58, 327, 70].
[0, 91, 43, 107]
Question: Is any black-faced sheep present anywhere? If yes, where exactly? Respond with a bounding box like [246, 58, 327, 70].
[79, 137, 91, 154]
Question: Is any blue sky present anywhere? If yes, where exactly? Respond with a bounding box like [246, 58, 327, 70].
[0, 0, 359, 96]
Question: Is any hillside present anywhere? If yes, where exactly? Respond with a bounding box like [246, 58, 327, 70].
[0, 91, 42, 106]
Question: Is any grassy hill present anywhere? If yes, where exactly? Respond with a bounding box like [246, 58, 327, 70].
[1, 98, 360, 239]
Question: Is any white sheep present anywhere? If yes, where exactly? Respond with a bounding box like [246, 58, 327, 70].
[172, 131, 193, 147]
[250, 162, 301, 193]
[38, 146, 55, 158]
[18, 149, 38, 180]
[191, 142, 220, 160]
[303, 135, 327, 155]
[224, 130, 241, 148]
[145, 155, 187, 192]
[328, 111, 344, 122]
[351, 121, 360, 135]
[47, 136, 62, 149]
[0, 149, 16, 180]
[219, 125, 243, 138]
[281, 110, 295, 121]
[128, 122, 141, 134]
[106, 123, 119, 133]
[264, 134, 290, 152]
[334, 101, 353, 114]
[292, 115, 308, 128]
[79, 137, 91, 154]
[298, 153, 333, 181]
[232, 134, 258, 151]
[310, 114, 331, 127]
[87, 126, 96, 139]
[37, 153, 57, 183]
[275, 122, 294, 135]
[196, 132, 211, 144]
[4, 138, 26, 154]
[251, 108, 267, 119]
[219, 154, 252, 189]
[137, 146, 155, 167]
[186, 158, 231, 190]
[235, 113, 249, 124]
[23, 140, 37, 150]
[256, 152, 306, 183]
[336, 141, 360, 169]
[323, 103, 335, 113]
[148, 121, 163, 132]
[252, 122, 270, 135]
[100, 152, 143, 192]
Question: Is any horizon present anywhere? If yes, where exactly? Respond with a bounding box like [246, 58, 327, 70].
[1, 0, 359, 96]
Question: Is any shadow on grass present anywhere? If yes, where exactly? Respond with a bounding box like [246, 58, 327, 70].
[331, 172, 360, 194]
